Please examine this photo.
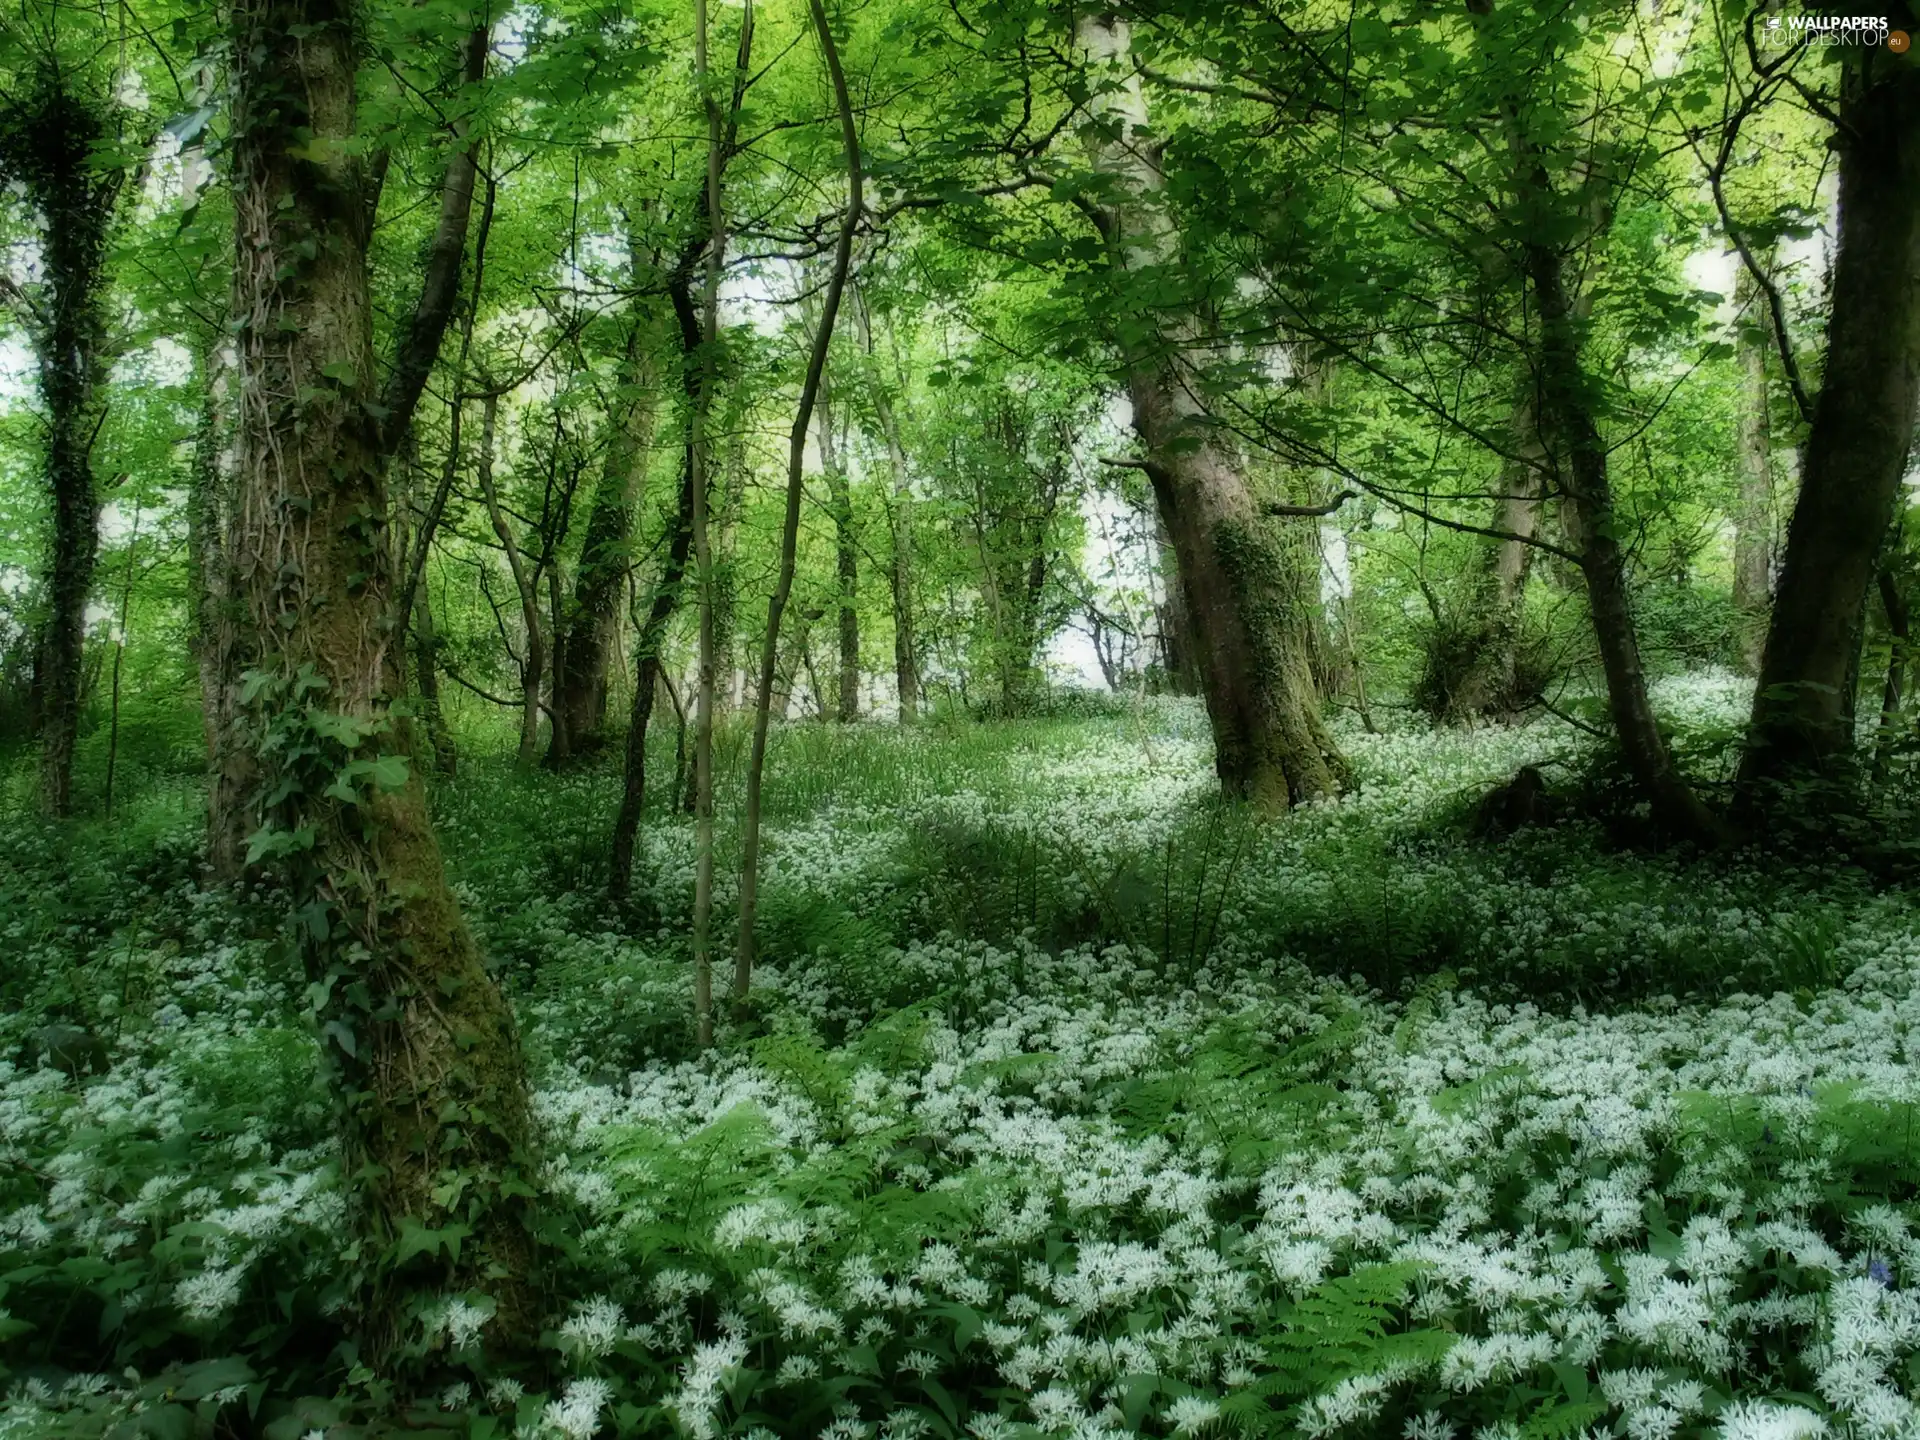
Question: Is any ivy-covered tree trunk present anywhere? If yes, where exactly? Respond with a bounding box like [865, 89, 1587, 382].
[1731, 263, 1774, 675]
[1078, 13, 1341, 807]
[1737, 28, 1920, 802]
[227, 0, 540, 1373]
[2, 77, 115, 818]
[549, 306, 660, 763]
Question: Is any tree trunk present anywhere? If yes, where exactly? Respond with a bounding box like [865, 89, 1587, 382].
[189, 344, 256, 876]
[734, 0, 859, 1006]
[227, 0, 539, 1373]
[1152, 510, 1200, 694]
[712, 419, 749, 713]
[1738, 28, 1920, 801]
[1471, 0, 1722, 841]
[1873, 566, 1910, 783]
[395, 426, 457, 776]
[818, 380, 860, 721]
[549, 306, 660, 762]
[411, 580, 456, 775]
[1133, 414, 1343, 806]
[1431, 391, 1545, 721]
[608, 452, 695, 902]
[1077, 13, 1341, 807]
[1521, 234, 1723, 840]
[7, 78, 115, 818]
[1731, 263, 1774, 675]
[475, 395, 546, 767]
[853, 291, 919, 721]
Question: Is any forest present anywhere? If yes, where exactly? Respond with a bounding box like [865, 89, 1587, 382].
[0, 0, 1917, 1434]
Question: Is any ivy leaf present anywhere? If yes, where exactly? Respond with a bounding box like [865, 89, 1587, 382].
[393, 1218, 472, 1266]
[369, 754, 411, 791]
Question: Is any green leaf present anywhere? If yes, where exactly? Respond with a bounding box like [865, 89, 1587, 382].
[174, 1357, 258, 1401]
[393, 1218, 472, 1266]
[369, 754, 411, 791]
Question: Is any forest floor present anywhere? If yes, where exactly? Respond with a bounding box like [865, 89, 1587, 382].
[3, 672, 1919, 1438]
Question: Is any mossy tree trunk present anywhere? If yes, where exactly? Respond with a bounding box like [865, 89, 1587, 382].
[550, 288, 662, 764]
[227, 0, 540, 1375]
[1427, 391, 1546, 722]
[1077, 13, 1341, 807]
[207, 13, 490, 879]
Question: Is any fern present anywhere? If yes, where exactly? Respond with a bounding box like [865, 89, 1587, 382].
[1521, 1400, 1608, 1439]
[1239, 1264, 1454, 1419]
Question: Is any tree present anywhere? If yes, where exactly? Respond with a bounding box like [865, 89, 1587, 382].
[207, 4, 493, 876]
[1738, 17, 1920, 805]
[549, 234, 663, 763]
[735, 0, 862, 1010]
[852, 287, 919, 720]
[225, 0, 541, 1374]
[0, 69, 124, 817]
[1731, 262, 1774, 675]
[1076, 13, 1342, 808]
[816, 368, 860, 720]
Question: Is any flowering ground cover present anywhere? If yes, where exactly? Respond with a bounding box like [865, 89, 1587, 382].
[3, 676, 1918, 1439]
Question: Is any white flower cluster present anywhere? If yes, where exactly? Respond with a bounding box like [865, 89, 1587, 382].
[7, 677, 1920, 1440]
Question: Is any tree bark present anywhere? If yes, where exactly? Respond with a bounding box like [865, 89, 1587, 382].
[1077, 13, 1341, 807]
[227, 0, 539, 1373]
[1738, 26, 1920, 801]
[549, 299, 661, 762]
[206, 21, 492, 876]
[1731, 262, 1775, 675]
